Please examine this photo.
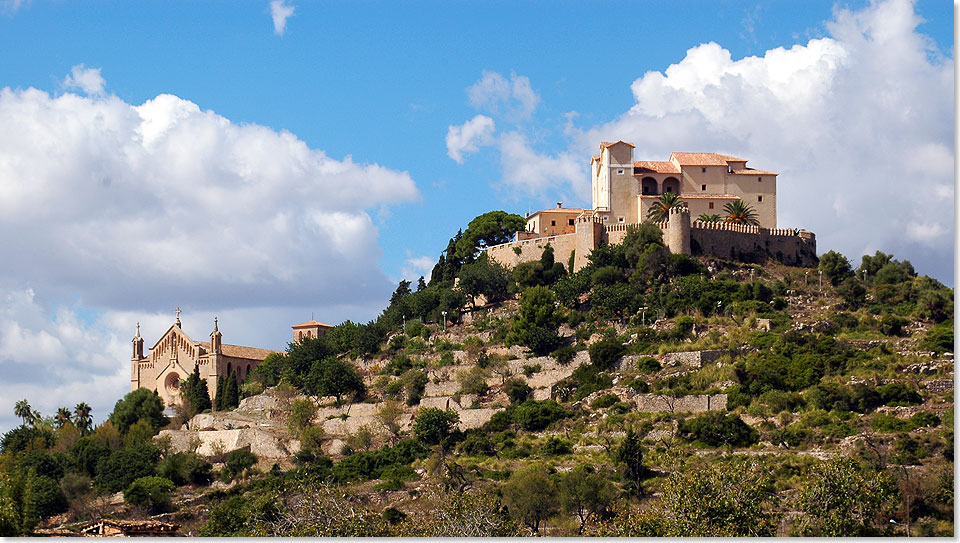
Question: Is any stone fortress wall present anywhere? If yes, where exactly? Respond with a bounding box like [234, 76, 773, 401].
[488, 205, 817, 273]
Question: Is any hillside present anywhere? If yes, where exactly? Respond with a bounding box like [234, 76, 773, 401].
[2, 225, 954, 537]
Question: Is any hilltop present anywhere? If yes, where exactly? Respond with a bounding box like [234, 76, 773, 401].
[2, 219, 954, 537]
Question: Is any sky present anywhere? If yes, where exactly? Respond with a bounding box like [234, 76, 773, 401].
[0, 0, 953, 433]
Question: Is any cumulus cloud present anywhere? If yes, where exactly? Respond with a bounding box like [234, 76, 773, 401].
[270, 0, 294, 36]
[446, 114, 496, 163]
[0, 83, 420, 311]
[62, 64, 105, 96]
[581, 0, 953, 281]
[467, 71, 540, 120]
[400, 255, 435, 283]
[0, 67, 421, 433]
[498, 131, 587, 198]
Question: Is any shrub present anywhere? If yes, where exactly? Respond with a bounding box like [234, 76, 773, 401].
[287, 398, 316, 434]
[157, 452, 212, 486]
[636, 356, 662, 374]
[413, 408, 460, 447]
[94, 444, 159, 493]
[503, 378, 532, 404]
[588, 337, 625, 371]
[402, 369, 429, 406]
[877, 383, 922, 406]
[25, 475, 69, 523]
[457, 366, 489, 395]
[223, 448, 258, 480]
[125, 476, 176, 513]
[591, 393, 619, 409]
[679, 412, 759, 448]
[513, 400, 567, 432]
[521, 363, 541, 377]
[458, 431, 495, 456]
[551, 345, 577, 366]
[539, 436, 572, 456]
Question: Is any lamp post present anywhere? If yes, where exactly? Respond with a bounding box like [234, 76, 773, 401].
[818, 270, 823, 291]
[402, 314, 406, 335]
[441, 311, 447, 332]
[805, 270, 809, 284]
[639, 306, 647, 327]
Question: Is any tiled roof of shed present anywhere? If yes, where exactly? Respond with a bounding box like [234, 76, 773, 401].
[599, 141, 635, 148]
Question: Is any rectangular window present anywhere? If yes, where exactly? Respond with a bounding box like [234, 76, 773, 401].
[701, 184, 706, 191]
[758, 176, 762, 182]
[551, 220, 556, 226]
[708, 202, 714, 209]
[757, 195, 763, 202]
[617, 169, 624, 175]
[618, 217, 625, 223]
[568, 219, 575, 226]
[702, 167, 706, 173]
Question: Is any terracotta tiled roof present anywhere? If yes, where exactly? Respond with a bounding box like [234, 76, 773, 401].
[529, 208, 586, 215]
[670, 152, 748, 166]
[731, 168, 778, 176]
[292, 320, 334, 328]
[600, 140, 635, 149]
[200, 342, 280, 360]
[633, 161, 680, 174]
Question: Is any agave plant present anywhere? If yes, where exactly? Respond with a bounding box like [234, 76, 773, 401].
[696, 213, 721, 223]
[646, 192, 686, 222]
[723, 199, 760, 225]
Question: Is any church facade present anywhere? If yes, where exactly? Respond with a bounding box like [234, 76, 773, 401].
[130, 311, 280, 407]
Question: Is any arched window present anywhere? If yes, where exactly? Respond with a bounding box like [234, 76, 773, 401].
[247, 364, 251, 377]
[641, 177, 658, 195]
[662, 177, 680, 194]
[227, 363, 232, 376]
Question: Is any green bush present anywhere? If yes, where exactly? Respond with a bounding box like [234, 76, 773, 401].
[125, 476, 176, 513]
[503, 377, 532, 404]
[539, 436, 572, 456]
[679, 412, 759, 447]
[591, 393, 619, 409]
[25, 475, 69, 523]
[223, 448, 258, 480]
[636, 356, 662, 374]
[513, 400, 567, 431]
[413, 408, 460, 447]
[402, 369, 429, 406]
[457, 366, 489, 395]
[94, 444, 159, 493]
[458, 431, 495, 456]
[157, 452, 212, 486]
[588, 337, 626, 371]
[551, 345, 577, 366]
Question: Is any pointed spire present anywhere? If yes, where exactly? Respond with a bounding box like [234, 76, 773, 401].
[135, 322, 141, 338]
[175, 307, 181, 328]
[214, 316, 218, 332]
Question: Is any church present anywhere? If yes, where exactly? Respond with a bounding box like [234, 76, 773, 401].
[130, 310, 281, 407]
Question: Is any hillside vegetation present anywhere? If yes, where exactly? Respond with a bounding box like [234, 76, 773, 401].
[0, 216, 953, 537]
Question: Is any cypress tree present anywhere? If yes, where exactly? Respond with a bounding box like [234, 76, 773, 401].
[214, 375, 224, 411]
[225, 372, 239, 409]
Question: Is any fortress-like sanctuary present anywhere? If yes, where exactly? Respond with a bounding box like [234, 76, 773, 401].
[488, 141, 816, 272]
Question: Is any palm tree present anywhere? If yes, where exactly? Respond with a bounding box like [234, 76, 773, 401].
[696, 213, 721, 223]
[646, 192, 686, 222]
[55, 407, 73, 429]
[723, 199, 760, 225]
[74, 402, 92, 435]
[14, 399, 34, 426]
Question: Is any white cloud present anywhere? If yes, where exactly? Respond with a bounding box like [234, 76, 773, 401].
[499, 131, 586, 198]
[401, 256, 435, 283]
[467, 71, 540, 120]
[580, 0, 953, 282]
[0, 79, 420, 311]
[62, 64, 105, 96]
[446, 114, 495, 163]
[270, 0, 295, 36]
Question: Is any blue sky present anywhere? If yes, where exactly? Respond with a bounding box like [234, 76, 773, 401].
[0, 0, 953, 432]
